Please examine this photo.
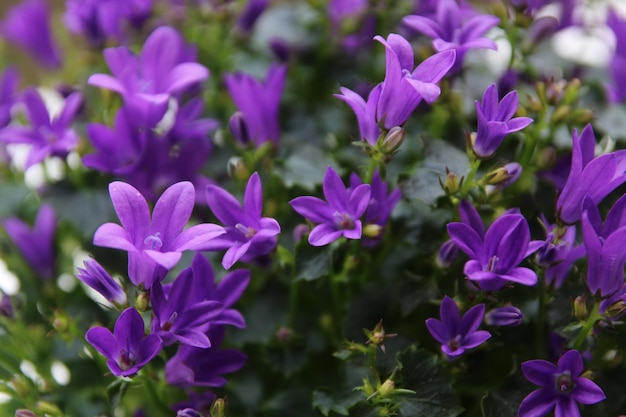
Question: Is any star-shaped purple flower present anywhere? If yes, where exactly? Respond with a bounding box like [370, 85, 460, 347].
[290, 166, 371, 246]
[519, 349, 605, 417]
[426, 295, 491, 358]
[472, 84, 533, 159]
[86, 307, 163, 377]
[93, 181, 225, 287]
[447, 211, 542, 291]
[557, 124, 626, 224]
[203, 172, 280, 270]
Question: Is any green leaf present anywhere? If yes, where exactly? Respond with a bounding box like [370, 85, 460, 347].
[46, 186, 114, 239]
[106, 378, 129, 410]
[0, 184, 30, 217]
[295, 242, 332, 281]
[275, 144, 337, 190]
[396, 348, 464, 417]
[313, 390, 362, 416]
[481, 391, 520, 417]
[398, 138, 468, 205]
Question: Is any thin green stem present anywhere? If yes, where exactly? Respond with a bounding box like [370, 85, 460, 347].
[573, 302, 601, 350]
[460, 158, 481, 199]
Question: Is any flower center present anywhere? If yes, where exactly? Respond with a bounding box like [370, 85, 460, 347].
[119, 348, 136, 371]
[162, 311, 178, 332]
[333, 212, 355, 230]
[235, 223, 257, 239]
[486, 255, 499, 273]
[144, 232, 163, 250]
[447, 334, 462, 351]
[555, 372, 575, 395]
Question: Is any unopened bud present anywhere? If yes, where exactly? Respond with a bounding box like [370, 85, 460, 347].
[36, 401, 61, 415]
[563, 78, 581, 103]
[227, 156, 248, 180]
[485, 306, 523, 327]
[436, 240, 458, 268]
[574, 296, 589, 321]
[571, 108, 593, 124]
[484, 163, 522, 188]
[211, 398, 226, 417]
[228, 111, 250, 145]
[379, 379, 395, 397]
[546, 79, 567, 104]
[15, 410, 38, 417]
[606, 300, 626, 318]
[381, 127, 405, 154]
[550, 105, 571, 124]
[0, 291, 13, 318]
[535, 234, 560, 268]
[135, 290, 150, 312]
[52, 311, 69, 332]
[440, 167, 461, 195]
[363, 224, 383, 238]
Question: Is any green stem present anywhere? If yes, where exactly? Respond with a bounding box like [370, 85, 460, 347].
[573, 302, 601, 350]
[138, 373, 170, 416]
[534, 273, 549, 356]
[460, 158, 481, 198]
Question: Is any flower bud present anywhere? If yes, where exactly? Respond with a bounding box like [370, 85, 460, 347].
[484, 163, 521, 188]
[135, 290, 150, 312]
[36, 401, 61, 415]
[436, 240, 458, 268]
[485, 306, 523, 327]
[573, 296, 588, 321]
[605, 300, 626, 318]
[379, 379, 395, 397]
[363, 223, 383, 238]
[381, 126, 405, 154]
[571, 108, 593, 124]
[228, 111, 250, 145]
[0, 291, 13, 318]
[177, 408, 203, 417]
[227, 156, 248, 180]
[550, 105, 571, 124]
[440, 167, 462, 195]
[15, 410, 38, 417]
[535, 234, 560, 268]
[211, 398, 226, 417]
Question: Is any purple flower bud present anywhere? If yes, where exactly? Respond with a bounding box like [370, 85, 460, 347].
[177, 409, 203, 417]
[436, 240, 458, 267]
[293, 224, 310, 242]
[485, 306, 523, 326]
[228, 111, 251, 145]
[0, 291, 12, 318]
[76, 258, 127, 305]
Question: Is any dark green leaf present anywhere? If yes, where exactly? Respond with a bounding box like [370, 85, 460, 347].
[275, 144, 337, 190]
[46, 187, 114, 239]
[295, 242, 332, 281]
[481, 391, 520, 417]
[313, 390, 363, 416]
[397, 348, 464, 417]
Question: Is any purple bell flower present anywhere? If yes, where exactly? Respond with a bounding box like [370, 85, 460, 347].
[224, 64, 286, 146]
[0, 88, 82, 168]
[374, 33, 456, 129]
[403, 0, 499, 73]
[426, 295, 491, 358]
[447, 212, 542, 291]
[290, 166, 371, 246]
[3, 204, 56, 280]
[93, 181, 225, 287]
[519, 349, 605, 417]
[203, 172, 280, 270]
[537, 217, 585, 289]
[556, 124, 626, 224]
[335, 84, 382, 145]
[86, 307, 162, 377]
[0, 0, 62, 69]
[88, 26, 208, 127]
[471, 84, 533, 159]
[236, 0, 269, 33]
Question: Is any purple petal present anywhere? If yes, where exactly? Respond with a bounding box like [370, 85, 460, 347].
[108, 182, 150, 246]
[85, 326, 119, 360]
[151, 181, 195, 246]
[459, 200, 485, 237]
[411, 49, 456, 83]
[222, 240, 252, 270]
[459, 303, 485, 335]
[402, 15, 443, 39]
[554, 398, 579, 417]
[88, 74, 126, 94]
[349, 184, 371, 218]
[522, 359, 557, 386]
[290, 196, 333, 224]
[439, 296, 460, 333]
[499, 267, 537, 286]
[172, 224, 225, 251]
[572, 378, 606, 405]
[425, 318, 447, 344]
[557, 349, 583, 375]
[244, 172, 263, 221]
[114, 308, 145, 352]
[461, 330, 491, 349]
[22, 88, 50, 127]
[144, 250, 182, 269]
[206, 184, 245, 227]
[518, 388, 556, 417]
[215, 270, 250, 307]
[93, 223, 136, 252]
[447, 222, 483, 260]
[167, 63, 209, 94]
[323, 167, 349, 212]
[308, 224, 343, 246]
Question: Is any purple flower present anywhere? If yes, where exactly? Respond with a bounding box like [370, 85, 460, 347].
[203, 172, 280, 270]
[374, 34, 456, 129]
[349, 170, 401, 245]
[88, 26, 208, 127]
[0, 88, 82, 168]
[166, 326, 246, 388]
[236, 0, 268, 33]
[519, 349, 605, 417]
[76, 258, 127, 305]
[150, 269, 223, 348]
[3, 204, 56, 280]
[537, 217, 585, 289]
[485, 305, 523, 327]
[93, 181, 225, 287]
[426, 295, 491, 357]
[86, 307, 162, 377]
[0, 67, 19, 129]
[225, 64, 286, 146]
[403, 0, 499, 73]
[0, 0, 62, 68]
[447, 212, 542, 291]
[581, 196, 626, 298]
[290, 166, 371, 246]
[607, 9, 626, 103]
[471, 84, 533, 159]
[556, 124, 626, 224]
[335, 84, 382, 145]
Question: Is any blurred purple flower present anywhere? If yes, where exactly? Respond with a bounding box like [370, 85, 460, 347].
[448, 213, 542, 291]
[203, 172, 280, 270]
[471, 84, 532, 159]
[76, 258, 127, 305]
[166, 326, 246, 388]
[86, 307, 162, 376]
[403, 0, 499, 73]
[88, 26, 208, 127]
[3, 204, 56, 280]
[519, 349, 605, 417]
[537, 216, 584, 288]
[374, 33, 456, 129]
[93, 181, 225, 287]
[0, 88, 82, 168]
[225, 64, 286, 146]
[236, 0, 268, 33]
[290, 166, 371, 246]
[0, 67, 19, 129]
[556, 124, 626, 224]
[335, 84, 382, 145]
[607, 9, 626, 103]
[426, 295, 491, 358]
[0, 0, 62, 68]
